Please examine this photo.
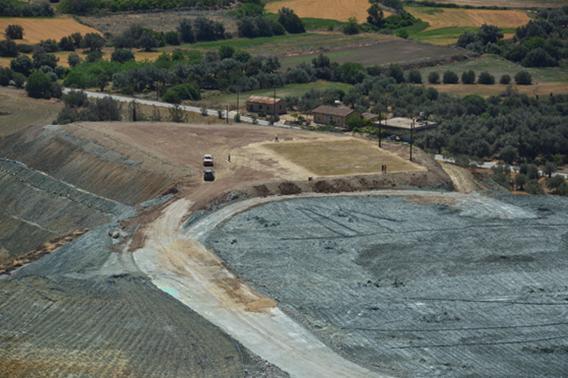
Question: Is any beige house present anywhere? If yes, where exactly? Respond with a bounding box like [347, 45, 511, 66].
[246, 96, 287, 115]
[311, 105, 358, 128]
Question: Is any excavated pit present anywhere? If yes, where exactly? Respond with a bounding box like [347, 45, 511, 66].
[206, 192, 568, 376]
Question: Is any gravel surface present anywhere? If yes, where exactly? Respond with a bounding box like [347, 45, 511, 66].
[207, 192, 568, 376]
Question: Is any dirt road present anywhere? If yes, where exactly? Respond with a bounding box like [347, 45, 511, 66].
[134, 198, 386, 378]
[440, 162, 479, 193]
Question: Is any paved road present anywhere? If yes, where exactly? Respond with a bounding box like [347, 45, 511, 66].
[63, 88, 298, 129]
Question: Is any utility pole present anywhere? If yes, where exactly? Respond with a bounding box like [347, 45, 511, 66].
[226, 104, 230, 124]
[272, 87, 276, 125]
[410, 117, 415, 161]
[377, 110, 382, 148]
[236, 90, 240, 117]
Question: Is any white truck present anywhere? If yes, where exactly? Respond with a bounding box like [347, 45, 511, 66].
[202, 154, 214, 167]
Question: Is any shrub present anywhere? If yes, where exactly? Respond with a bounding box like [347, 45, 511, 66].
[32, 50, 58, 68]
[25, 71, 56, 98]
[85, 49, 103, 62]
[58, 35, 76, 51]
[63, 90, 88, 108]
[396, 29, 408, 39]
[0, 39, 18, 57]
[178, 19, 194, 43]
[164, 31, 180, 45]
[387, 64, 404, 83]
[219, 45, 234, 60]
[39, 39, 59, 52]
[138, 30, 159, 51]
[428, 71, 440, 84]
[68, 52, 81, 67]
[278, 7, 305, 34]
[525, 180, 542, 194]
[10, 54, 33, 76]
[461, 70, 475, 84]
[17, 44, 33, 54]
[5, 24, 23, 39]
[162, 83, 200, 104]
[442, 70, 459, 84]
[521, 47, 557, 67]
[193, 17, 225, 42]
[499, 74, 511, 85]
[82, 32, 105, 51]
[11, 72, 25, 88]
[407, 69, 422, 84]
[342, 17, 359, 35]
[111, 48, 135, 63]
[514, 70, 532, 85]
[0, 67, 11, 86]
[86, 97, 121, 121]
[477, 71, 495, 85]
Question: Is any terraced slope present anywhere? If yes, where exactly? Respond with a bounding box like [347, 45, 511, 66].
[0, 223, 285, 377]
[0, 158, 129, 266]
[0, 124, 176, 205]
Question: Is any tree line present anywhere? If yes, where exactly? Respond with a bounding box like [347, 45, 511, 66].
[457, 7, 568, 68]
[0, 0, 53, 17]
[58, 0, 235, 15]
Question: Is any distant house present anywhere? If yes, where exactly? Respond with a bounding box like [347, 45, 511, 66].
[311, 105, 359, 128]
[246, 96, 286, 115]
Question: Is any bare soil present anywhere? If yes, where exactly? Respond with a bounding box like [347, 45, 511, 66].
[0, 87, 62, 137]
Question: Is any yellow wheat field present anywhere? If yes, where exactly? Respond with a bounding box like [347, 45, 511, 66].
[0, 16, 100, 44]
[266, 0, 392, 22]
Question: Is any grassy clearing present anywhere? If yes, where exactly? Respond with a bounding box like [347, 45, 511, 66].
[418, 55, 568, 96]
[183, 32, 390, 56]
[427, 82, 568, 97]
[202, 81, 353, 107]
[266, 0, 392, 22]
[280, 39, 465, 68]
[419, 54, 568, 83]
[264, 138, 421, 176]
[0, 16, 100, 44]
[410, 0, 565, 8]
[301, 18, 346, 31]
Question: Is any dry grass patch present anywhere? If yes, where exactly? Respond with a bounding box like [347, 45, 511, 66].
[263, 138, 424, 176]
[427, 82, 568, 97]
[408, 7, 529, 29]
[412, 0, 564, 8]
[0, 16, 100, 45]
[266, 0, 391, 21]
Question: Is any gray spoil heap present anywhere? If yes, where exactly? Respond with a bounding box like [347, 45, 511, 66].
[206, 193, 568, 377]
[0, 201, 287, 377]
[0, 158, 129, 263]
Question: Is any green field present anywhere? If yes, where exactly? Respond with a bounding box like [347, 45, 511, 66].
[419, 54, 568, 83]
[201, 81, 353, 107]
